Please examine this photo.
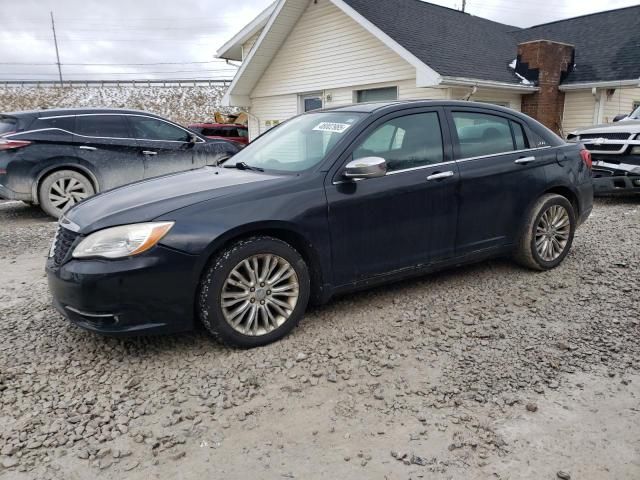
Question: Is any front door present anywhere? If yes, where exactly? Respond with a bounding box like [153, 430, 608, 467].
[445, 108, 557, 255]
[326, 108, 459, 286]
[127, 115, 196, 179]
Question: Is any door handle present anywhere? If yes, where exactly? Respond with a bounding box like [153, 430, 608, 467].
[142, 151, 158, 156]
[427, 171, 455, 181]
[514, 156, 537, 164]
[78, 146, 96, 151]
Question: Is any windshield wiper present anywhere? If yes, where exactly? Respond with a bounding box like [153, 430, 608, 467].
[223, 161, 265, 172]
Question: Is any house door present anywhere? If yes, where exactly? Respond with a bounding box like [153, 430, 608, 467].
[299, 93, 323, 113]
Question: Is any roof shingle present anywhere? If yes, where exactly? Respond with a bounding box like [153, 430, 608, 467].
[343, 0, 640, 85]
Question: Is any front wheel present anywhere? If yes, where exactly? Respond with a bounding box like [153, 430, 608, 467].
[198, 236, 311, 348]
[514, 194, 576, 271]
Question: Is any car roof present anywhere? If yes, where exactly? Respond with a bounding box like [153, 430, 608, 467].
[320, 100, 519, 116]
[2, 108, 166, 119]
[189, 123, 247, 127]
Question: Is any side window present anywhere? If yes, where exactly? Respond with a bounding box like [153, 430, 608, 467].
[353, 112, 444, 172]
[511, 121, 528, 150]
[37, 116, 76, 132]
[75, 115, 130, 138]
[129, 117, 190, 142]
[452, 111, 515, 158]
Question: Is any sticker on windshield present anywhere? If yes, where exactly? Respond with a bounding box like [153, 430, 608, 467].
[313, 122, 352, 133]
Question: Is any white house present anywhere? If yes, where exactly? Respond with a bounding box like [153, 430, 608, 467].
[217, 0, 640, 139]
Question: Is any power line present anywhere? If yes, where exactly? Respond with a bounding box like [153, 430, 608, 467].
[0, 61, 231, 66]
[0, 69, 236, 76]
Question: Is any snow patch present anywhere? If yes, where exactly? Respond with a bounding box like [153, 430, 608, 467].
[508, 58, 532, 85]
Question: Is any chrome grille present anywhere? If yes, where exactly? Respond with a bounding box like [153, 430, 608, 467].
[50, 226, 79, 266]
[580, 133, 632, 140]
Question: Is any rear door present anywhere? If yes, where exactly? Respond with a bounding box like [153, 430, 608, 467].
[127, 115, 196, 178]
[72, 114, 143, 190]
[445, 107, 556, 255]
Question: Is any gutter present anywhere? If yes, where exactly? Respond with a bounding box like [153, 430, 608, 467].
[559, 79, 640, 91]
[440, 76, 539, 93]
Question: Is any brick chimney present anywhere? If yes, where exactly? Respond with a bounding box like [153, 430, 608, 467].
[516, 40, 575, 134]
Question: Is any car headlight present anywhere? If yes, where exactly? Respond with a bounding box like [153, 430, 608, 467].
[72, 222, 174, 259]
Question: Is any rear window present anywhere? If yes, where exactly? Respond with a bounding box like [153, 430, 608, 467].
[75, 115, 130, 138]
[0, 116, 18, 136]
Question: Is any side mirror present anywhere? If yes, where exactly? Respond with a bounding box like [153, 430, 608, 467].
[343, 157, 387, 180]
[612, 114, 627, 122]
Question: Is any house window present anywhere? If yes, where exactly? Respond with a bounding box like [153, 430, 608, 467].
[355, 86, 398, 103]
[299, 93, 323, 113]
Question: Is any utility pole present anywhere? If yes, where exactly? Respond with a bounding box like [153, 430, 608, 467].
[462, 0, 466, 12]
[50, 11, 63, 85]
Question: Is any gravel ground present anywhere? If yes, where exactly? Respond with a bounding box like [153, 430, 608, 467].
[0, 198, 639, 479]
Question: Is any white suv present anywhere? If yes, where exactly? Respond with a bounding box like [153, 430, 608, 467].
[568, 116, 640, 195]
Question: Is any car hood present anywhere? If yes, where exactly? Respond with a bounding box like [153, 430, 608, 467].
[575, 120, 640, 135]
[64, 167, 285, 234]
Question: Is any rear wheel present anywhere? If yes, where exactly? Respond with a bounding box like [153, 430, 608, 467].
[198, 236, 311, 348]
[515, 194, 576, 270]
[38, 170, 95, 218]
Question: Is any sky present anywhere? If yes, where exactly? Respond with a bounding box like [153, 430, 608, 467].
[0, 0, 637, 82]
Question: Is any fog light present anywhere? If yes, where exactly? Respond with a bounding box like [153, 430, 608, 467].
[633, 179, 640, 187]
[631, 146, 640, 155]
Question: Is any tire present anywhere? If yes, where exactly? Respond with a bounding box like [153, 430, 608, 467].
[38, 170, 95, 219]
[198, 236, 311, 348]
[514, 193, 576, 271]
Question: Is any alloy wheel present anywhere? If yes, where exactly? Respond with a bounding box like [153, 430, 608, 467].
[220, 254, 300, 336]
[535, 205, 571, 262]
[48, 178, 90, 212]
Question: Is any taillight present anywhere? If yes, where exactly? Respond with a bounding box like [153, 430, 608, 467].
[580, 149, 592, 170]
[0, 139, 31, 151]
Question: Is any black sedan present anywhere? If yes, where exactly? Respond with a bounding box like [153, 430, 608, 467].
[0, 109, 240, 218]
[46, 101, 593, 347]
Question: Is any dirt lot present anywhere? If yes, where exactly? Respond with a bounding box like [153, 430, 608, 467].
[0, 198, 639, 480]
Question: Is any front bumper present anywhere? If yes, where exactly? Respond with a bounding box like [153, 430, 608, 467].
[590, 155, 640, 195]
[46, 245, 199, 336]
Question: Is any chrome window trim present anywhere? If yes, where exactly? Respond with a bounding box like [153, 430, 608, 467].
[37, 113, 206, 143]
[386, 159, 456, 175]
[331, 146, 553, 185]
[454, 146, 553, 164]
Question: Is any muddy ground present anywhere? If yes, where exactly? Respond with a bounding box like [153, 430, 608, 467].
[0, 198, 639, 479]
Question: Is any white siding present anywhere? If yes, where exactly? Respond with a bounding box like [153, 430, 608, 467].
[242, 31, 262, 61]
[251, 0, 415, 98]
[603, 86, 640, 123]
[562, 90, 596, 133]
[450, 87, 522, 111]
[248, 94, 298, 139]
[247, 80, 450, 139]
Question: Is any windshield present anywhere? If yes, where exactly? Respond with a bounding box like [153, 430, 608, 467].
[630, 106, 640, 120]
[227, 112, 365, 172]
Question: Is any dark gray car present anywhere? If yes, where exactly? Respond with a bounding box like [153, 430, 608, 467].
[0, 108, 240, 217]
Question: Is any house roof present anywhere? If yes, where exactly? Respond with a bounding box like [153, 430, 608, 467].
[344, 0, 640, 86]
[216, 2, 277, 61]
[343, 0, 523, 85]
[219, 0, 640, 105]
[512, 5, 640, 84]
